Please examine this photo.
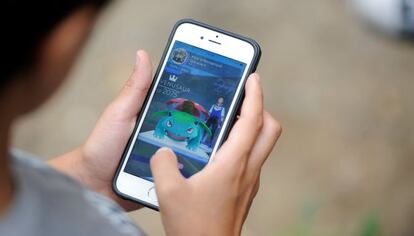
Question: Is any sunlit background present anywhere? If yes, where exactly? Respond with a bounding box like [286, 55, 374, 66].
[12, 0, 414, 235]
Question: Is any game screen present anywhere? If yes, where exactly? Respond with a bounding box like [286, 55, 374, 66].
[124, 40, 247, 180]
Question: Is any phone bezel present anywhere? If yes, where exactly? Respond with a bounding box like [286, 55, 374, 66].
[113, 19, 261, 210]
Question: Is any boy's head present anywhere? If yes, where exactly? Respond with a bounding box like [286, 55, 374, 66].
[1, 0, 110, 120]
[217, 97, 224, 106]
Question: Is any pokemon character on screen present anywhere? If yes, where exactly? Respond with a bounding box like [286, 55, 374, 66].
[152, 98, 212, 151]
[124, 40, 247, 179]
[153, 110, 211, 150]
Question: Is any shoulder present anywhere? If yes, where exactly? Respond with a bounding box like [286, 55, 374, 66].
[8, 149, 146, 236]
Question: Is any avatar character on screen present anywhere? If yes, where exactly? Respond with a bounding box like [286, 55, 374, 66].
[153, 98, 212, 151]
[204, 97, 226, 147]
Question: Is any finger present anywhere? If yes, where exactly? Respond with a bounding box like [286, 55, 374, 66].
[239, 73, 263, 122]
[109, 50, 153, 121]
[246, 111, 282, 172]
[233, 174, 261, 229]
[241, 176, 261, 224]
[252, 175, 261, 198]
[150, 147, 185, 195]
[213, 74, 264, 163]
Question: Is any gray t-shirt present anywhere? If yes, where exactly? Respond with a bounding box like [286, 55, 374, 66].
[0, 149, 146, 236]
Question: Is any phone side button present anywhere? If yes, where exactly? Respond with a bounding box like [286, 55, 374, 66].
[147, 186, 158, 202]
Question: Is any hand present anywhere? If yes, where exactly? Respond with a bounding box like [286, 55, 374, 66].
[82, 50, 154, 210]
[50, 50, 153, 211]
[150, 74, 282, 236]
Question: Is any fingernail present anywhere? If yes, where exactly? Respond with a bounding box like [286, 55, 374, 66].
[156, 147, 173, 155]
[135, 50, 141, 65]
[254, 73, 261, 82]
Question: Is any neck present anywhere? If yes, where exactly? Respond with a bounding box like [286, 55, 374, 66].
[0, 78, 35, 215]
[0, 122, 13, 215]
[0, 96, 15, 215]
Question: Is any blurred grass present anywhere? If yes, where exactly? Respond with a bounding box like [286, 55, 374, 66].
[279, 201, 382, 236]
[359, 213, 382, 236]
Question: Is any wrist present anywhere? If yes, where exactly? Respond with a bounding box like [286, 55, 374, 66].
[76, 145, 109, 194]
[50, 147, 143, 211]
[49, 147, 102, 193]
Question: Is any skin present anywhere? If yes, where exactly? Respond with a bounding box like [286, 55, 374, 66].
[1, 5, 282, 235]
[0, 6, 98, 213]
[151, 76, 282, 235]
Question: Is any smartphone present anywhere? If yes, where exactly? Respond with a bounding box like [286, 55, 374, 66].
[113, 19, 261, 210]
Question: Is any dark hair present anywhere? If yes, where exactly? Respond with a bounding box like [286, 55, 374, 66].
[1, 0, 110, 88]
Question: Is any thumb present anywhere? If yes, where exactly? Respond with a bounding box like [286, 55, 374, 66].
[109, 50, 153, 120]
[150, 147, 185, 194]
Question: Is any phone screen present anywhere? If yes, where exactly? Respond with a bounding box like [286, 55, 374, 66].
[124, 40, 247, 180]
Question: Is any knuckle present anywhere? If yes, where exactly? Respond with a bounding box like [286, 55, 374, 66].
[125, 76, 150, 94]
[253, 113, 264, 131]
[226, 158, 248, 181]
[102, 102, 126, 122]
[267, 115, 282, 137]
[137, 82, 151, 94]
[256, 113, 264, 130]
[245, 111, 263, 132]
[274, 121, 283, 136]
[124, 78, 135, 89]
[253, 181, 260, 197]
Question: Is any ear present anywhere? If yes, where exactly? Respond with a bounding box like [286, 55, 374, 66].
[10, 6, 98, 117]
[36, 6, 96, 78]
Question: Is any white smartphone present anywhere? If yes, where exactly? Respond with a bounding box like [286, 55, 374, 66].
[113, 19, 261, 210]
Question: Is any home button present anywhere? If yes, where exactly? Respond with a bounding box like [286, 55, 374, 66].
[147, 187, 158, 202]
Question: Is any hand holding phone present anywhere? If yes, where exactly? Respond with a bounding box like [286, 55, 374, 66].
[150, 75, 282, 236]
[71, 19, 282, 234]
[113, 19, 264, 209]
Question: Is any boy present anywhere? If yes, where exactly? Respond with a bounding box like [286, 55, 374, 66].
[0, 1, 282, 235]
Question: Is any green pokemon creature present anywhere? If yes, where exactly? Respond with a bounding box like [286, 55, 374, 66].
[153, 110, 212, 150]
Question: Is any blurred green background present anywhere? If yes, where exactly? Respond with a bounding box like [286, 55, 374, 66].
[12, 0, 414, 235]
